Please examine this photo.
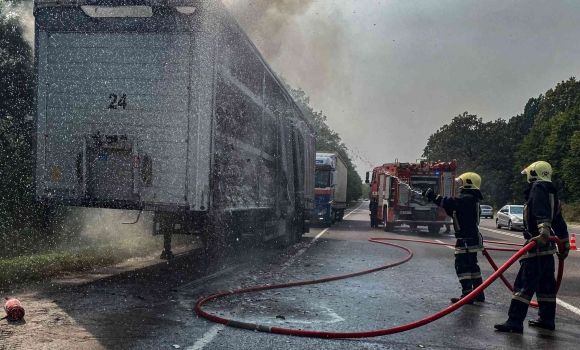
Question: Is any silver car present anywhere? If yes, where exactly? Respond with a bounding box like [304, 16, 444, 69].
[480, 205, 494, 219]
[496, 205, 524, 231]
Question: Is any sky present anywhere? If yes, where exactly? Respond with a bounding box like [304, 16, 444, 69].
[224, 0, 580, 177]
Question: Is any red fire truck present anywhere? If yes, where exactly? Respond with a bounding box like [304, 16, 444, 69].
[365, 160, 457, 233]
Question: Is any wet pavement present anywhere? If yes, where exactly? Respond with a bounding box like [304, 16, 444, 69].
[3, 204, 580, 349]
[169, 205, 580, 349]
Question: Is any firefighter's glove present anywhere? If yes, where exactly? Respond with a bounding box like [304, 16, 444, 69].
[557, 241, 571, 260]
[422, 188, 436, 202]
[530, 233, 549, 247]
[531, 223, 551, 247]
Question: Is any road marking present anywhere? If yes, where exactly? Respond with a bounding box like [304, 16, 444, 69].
[556, 298, 580, 316]
[480, 227, 523, 239]
[480, 227, 579, 253]
[312, 228, 330, 243]
[343, 202, 366, 219]
[479, 229, 580, 316]
[436, 239, 454, 250]
[311, 202, 366, 243]
[187, 324, 225, 350]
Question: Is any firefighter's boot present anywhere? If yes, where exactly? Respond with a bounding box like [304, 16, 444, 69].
[494, 318, 524, 333]
[472, 281, 485, 302]
[450, 294, 474, 305]
[528, 318, 555, 331]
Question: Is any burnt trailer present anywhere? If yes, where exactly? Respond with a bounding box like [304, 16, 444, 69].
[33, 0, 316, 258]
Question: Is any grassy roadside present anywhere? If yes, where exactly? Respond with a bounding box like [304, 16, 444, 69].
[0, 246, 122, 287]
[0, 236, 168, 289]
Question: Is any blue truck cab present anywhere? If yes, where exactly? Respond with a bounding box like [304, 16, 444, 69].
[312, 153, 348, 226]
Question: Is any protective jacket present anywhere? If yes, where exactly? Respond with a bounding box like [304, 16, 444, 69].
[521, 181, 569, 259]
[433, 189, 483, 240]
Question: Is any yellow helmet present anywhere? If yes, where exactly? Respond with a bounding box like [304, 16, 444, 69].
[455, 172, 481, 190]
[521, 161, 552, 182]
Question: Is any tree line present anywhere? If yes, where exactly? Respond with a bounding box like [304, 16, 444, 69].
[424, 77, 580, 220]
[0, 4, 39, 234]
[284, 84, 363, 202]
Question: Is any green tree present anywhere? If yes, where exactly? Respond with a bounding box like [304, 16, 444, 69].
[513, 78, 580, 202]
[0, 4, 35, 230]
[423, 113, 517, 207]
[361, 183, 370, 200]
[285, 84, 363, 202]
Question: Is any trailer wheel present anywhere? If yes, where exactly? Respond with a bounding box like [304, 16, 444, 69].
[428, 224, 441, 234]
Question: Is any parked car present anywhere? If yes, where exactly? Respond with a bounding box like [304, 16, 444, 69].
[496, 205, 524, 231]
[480, 205, 494, 219]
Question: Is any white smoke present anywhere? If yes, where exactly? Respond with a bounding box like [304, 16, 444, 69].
[1, 1, 34, 46]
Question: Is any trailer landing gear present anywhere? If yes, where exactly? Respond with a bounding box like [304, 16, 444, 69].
[161, 229, 174, 260]
[153, 212, 175, 260]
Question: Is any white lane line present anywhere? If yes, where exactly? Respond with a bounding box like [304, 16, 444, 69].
[187, 324, 225, 350]
[557, 298, 580, 316]
[188, 202, 372, 348]
[343, 202, 366, 219]
[436, 239, 454, 250]
[312, 228, 330, 243]
[479, 227, 523, 239]
[480, 229, 580, 316]
[311, 202, 366, 244]
[480, 227, 580, 253]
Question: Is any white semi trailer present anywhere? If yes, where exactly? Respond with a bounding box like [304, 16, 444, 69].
[33, 0, 316, 258]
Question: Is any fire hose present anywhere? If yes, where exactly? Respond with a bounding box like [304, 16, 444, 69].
[194, 236, 564, 339]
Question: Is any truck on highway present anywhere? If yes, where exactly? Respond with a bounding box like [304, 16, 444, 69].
[32, 0, 316, 259]
[312, 152, 348, 226]
[366, 160, 456, 233]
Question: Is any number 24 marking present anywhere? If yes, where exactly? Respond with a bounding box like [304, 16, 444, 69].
[108, 93, 127, 109]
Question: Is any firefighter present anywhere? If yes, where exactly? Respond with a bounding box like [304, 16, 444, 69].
[494, 161, 570, 333]
[423, 172, 485, 304]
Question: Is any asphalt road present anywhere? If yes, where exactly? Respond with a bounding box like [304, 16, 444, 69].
[4, 204, 580, 349]
[166, 205, 580, 349]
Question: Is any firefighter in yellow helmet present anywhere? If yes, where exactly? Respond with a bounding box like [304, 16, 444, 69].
[495, 161, 570, 333]
[423, 172, 485, 304]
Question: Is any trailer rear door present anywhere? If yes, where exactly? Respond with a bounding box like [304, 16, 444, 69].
[37, 32, 190, 205]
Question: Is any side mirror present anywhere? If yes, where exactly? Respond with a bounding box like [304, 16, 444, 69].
[365, 171, 370, 184]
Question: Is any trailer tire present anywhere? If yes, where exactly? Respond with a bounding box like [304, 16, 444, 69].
[428, 224, 441, 234]
[337, 210, 345, 222]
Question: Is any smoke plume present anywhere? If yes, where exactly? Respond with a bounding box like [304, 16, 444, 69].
[1, 1, 34, 46]
[222, 0, 353, 109]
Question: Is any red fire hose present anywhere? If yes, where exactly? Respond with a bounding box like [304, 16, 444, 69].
[195, 237, 564, 339]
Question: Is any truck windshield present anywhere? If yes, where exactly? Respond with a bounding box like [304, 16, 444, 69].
[315, 170, 331, 188]
[410, 176, 439, 205]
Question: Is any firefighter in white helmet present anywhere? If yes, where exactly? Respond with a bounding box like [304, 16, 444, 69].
[494, 161, 570, 333]
[423, 172, 485, 304]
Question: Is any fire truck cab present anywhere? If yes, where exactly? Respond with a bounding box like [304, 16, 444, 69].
[365, 160, 456, 233]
